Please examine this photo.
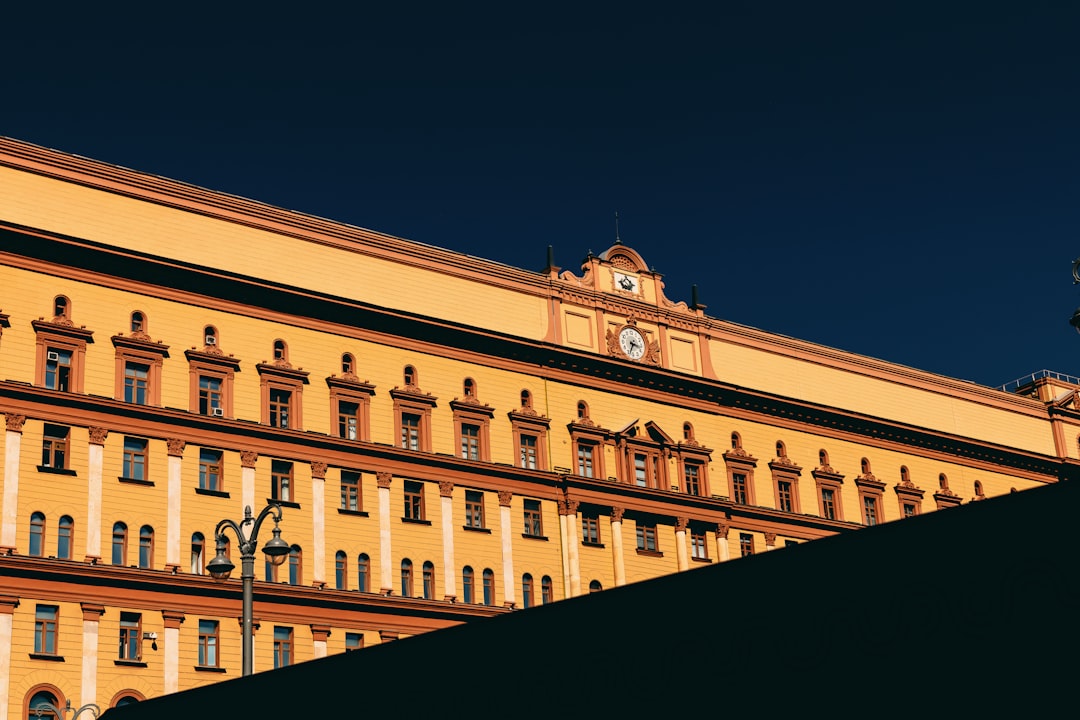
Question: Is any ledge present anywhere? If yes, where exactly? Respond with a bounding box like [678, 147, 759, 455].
[118, 477, 155, 486]
[194, 665, 227, 673]
[195, 487, 230, 499]
[29, 653, 64, 662]
[268, 499, 301, 510]
[521, 533, 549, 541]
[400, 517, 432, 526]
[691, 556, 714, 564]
[462, 526, 492, 534]
[337, 508, 369, 518]
[114, 659, 148, 668]
[635, 549, 664, 558]
[581, 541, 606, 549]
[36, 466, 77, 476]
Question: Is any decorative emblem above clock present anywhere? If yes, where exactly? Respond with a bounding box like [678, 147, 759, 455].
[613, 271, 639, 294]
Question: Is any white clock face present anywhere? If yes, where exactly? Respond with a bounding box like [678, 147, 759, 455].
[619, 326, 646, 360]
[614, 272, 639, 293]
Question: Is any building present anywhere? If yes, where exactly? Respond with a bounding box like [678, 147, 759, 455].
[0, 136, 1075, 716]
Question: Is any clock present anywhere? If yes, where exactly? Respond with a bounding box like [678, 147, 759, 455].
[613, 271, 639, 293]
[618, 326, 646, 360]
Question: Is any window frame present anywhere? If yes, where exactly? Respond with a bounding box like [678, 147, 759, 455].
[464, 490, 486, 530]
[769, 455, 803, 514]
[40, 424, 70, 472]
[258, 360, 309, 430]
[34, 605, 59, 656]
[724, 447, 758, 505]
[271, 460, 294, 504]
[121, 437, 149, 483]
[327, 375, 375, 442]
[403, 480, 425, 521]
[391, 385, 437, 452]
[523, 498, 544, 538]
[339, 470, 362, 512]
[509, 404, 550, 472]
[451, 397, 495, 463]
[198, 619, 219, 668]
[118, 612, 142, 661]
[273, 626, 293, 669]
[33, 318, 94, 394]
[198, 449, 224, 493]
[812, 461, 845, 522]
[113, 333, 169, 406]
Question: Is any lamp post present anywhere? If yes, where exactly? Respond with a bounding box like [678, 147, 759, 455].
[207, 503, 290, 676]
[33, 699, 100, 719]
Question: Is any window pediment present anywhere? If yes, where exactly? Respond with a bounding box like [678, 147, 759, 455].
[112, 333, 170, 357]
[722, 448, 758, 470]
[256, 362, 310, 384]
[326, 375, 376, 396]
[32, 318, 94, 343]
[895, 481, 925, 500]
[449, 397, 494, 419]
[390, 386, 437, 408]
[185, 348, 241, 372]
[854, 473, 886, 491]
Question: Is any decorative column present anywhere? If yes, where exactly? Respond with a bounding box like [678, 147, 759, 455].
[310, 624, 330, 660]
[715, 523, 731, 562]
[557, 497, 571, 600]
[610, 506, 626, 586]
[498, 491, 515, 608]
[764, 532, 777, 551]
[1, 414, 25, 553]
[377, 472, 393, 594]
[161, 610, 185, 694]
[80, 603, 105, 709]
[240, 451, 258, 517]
[674, 517, 690, 571]
[439, 482, 456, 601]
[566, 499, 582, 598]
[86, 427, 109, 563]
[311, 462, 327, 588]
[0, 596, 19, 716]
[165, 439, 186, 573]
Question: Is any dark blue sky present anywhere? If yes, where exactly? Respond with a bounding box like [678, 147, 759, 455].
[4, 2, 1079, 388]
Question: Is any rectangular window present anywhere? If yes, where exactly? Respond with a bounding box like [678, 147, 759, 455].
[777, 480, 794, 513]
[41, 424, 68, 469]
[345, 632, 363, 652]
[340, 470, 360, 511]
[272, 460, 292, 503]
[523, 499, 543, 537]
[739, 532, 755, 557]
[404, 480, 424, 520]
[44, 348, 72, 391]
[34, 605, 58, 655]
[198, 620, 219, 667]
[465, 490, 485, 528]
[691, 531, 708, 560]
[821, 488, 837, 520]
[636, 524, 658, 552]
[633, 453, 648, 487]
[684, 462, 702, 496]
[119, 612, 141, 661]
[400, 413, 421, 450]
[732, 473, 749, 504]
[864, 496, 879, 526]
[582, 515, 600, 545]
[576, 443, 595, 478]
[273, 626, 293, 669]
[199, 449, 223, 492]
[519, 433, 538, 469]
[903, 503, 917, 518]
[338, 401, 360, 440]
[269, 388, 292, 428]
[198, 375, 223, 415]
[124, 362, 150, 404]
[122, 437, 148, 481]
[460, 423, 480, 460]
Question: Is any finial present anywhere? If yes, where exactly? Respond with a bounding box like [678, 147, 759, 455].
[691, 284, 700, 308]
[614, 212, 622, 245]
[547, 245, 554, 268]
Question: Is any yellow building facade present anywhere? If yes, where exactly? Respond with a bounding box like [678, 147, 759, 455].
[0, 136, 1076, 717]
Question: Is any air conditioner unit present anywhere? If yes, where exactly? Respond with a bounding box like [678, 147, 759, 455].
[205, 335, 217, 345]
[46, 351, 59, 362]
[211, 407, 224, 417]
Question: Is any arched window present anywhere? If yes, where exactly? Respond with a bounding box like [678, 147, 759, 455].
[190, 532, 205, 574]
[731, 432, 742, 450]
[900, 466, 911, 484]
[288, 545, 302, 585]
[521, 573, 534, 609]
[400, 559, 414, 597]
[130, 311, 145, 333]
[273, 340, 288, 362]
[341, 353, 355, 374]
[463, 378, 476, 398]
[974, 480, 985, 497]
[576, 401, 589, 419]
[482, 568, 495, 606]
[111, 693, 144, 708]
[203, 325, 218, 346]
[335, 551, 347, 590]
[462, 566, 475, 604]
[404, 365, 416, 387]
[112, 522, 128, 565]
[138, 525, 154, 569]
[775, 441, 787, 458]
[818, 449, 829, 466]
[520, 390, 532, 409]
[861, 458, 872, 475]
[589, 580, 603, 593]
[29, 512, 45, 557]
[357, 553, 370, 592]
[422, 561, 435, 600]
[683, 422, 694, 441]
[541, 575, 553, 604]
[939, 473, 949, 490]
[57, 516, 73, 560]
[53, 296, 70, 320]
[27, 687, 63, 720]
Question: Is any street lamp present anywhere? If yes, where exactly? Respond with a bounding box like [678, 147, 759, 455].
[33, 699, 100, 719]
[207, 503, 290, 676]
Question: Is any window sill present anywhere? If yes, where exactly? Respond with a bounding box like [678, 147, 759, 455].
[581, 541, 605, 549]
[337, 509, 369, 518]
[635, 549, 664, 558]
[691, 556, 713, 564]
[268, 499, 301, 510]
[401, 517, 431, 526]
[194, 665, 227, 673]
[462, 526, 491, 534]
[29, 653, 64, 662]
[521, 533, 549, 541]
[37, 466, 77, 476]
[119, 477, 155, 486]
[114, 659, 147, 668]
[195, 487, 230, 498]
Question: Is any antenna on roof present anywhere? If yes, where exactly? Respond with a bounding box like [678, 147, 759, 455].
[614, 211, 622, 245]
